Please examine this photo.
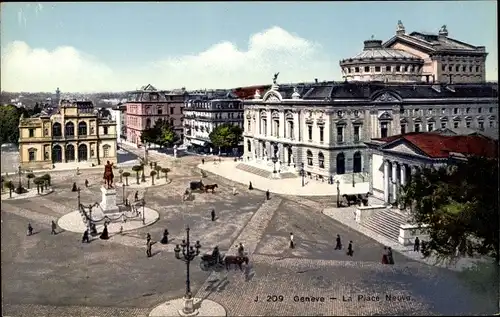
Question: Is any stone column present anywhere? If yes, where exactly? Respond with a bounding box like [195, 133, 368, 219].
[368, 154, 373, 193]
[400, 164, 406, 186]
[383, 160, 390, 203]
[392, 162, 398, 203]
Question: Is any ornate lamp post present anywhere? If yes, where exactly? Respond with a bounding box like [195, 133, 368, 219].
[174, 226, 202, 316]
[272, 156, 278, 174]
[336, 179, 341, 208]
[300, 162, 305, 187]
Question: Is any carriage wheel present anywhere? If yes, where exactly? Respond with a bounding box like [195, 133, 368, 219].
[200, 261, 209, 271]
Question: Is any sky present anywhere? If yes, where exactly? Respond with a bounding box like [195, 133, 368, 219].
[0, 1, 497, 93]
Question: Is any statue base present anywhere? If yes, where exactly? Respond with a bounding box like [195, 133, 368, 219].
[100, 186, 120, 214]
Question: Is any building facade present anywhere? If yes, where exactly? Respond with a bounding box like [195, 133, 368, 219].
[125, 84, 186, 147]
[111, 104, 127, 145]
[18, 100, 118, 170]
[183, 90, 243, 153]
[382, 21, 487, 84]
[242, 79, 498, 180]
[365, 132, 498, 204]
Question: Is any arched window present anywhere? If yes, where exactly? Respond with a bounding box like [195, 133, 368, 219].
[307, 150, 313, 166]
[28, 148, 37, 162]
[78, 122, 87, 135]
[336, 153, 345, 174]
[65, 144, 75, 161]
[318, 152, 325, 169]
[77, 144, 88, 162]
[65, 122, 75, 136]
[52, 122, 62, 137]
[103, 144, 111, 157]
[353, 151, 362, 173]
[247, 140, 251, 152]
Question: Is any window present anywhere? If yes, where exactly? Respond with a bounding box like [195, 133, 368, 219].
[478, 107, 482, 113]
[308, 125, 313, 141]
[157, 106, 163, 115]
[462, 65, 466, 72]
[103, 126, 108, 135]
[170, 108, 174, 115]
[380, 122, 388, 138]
[453, 121, 459, 129]
[386, 66, 391, 72]
[78, 122, 87, 135]
[375, 66, 381, 72]
[489, 107, 494, 113]
[287, 121, 294, 139]
[52, 123, 62, 137]
[441, 122, 447, 129]
[453, 108, 459, 114]
[355, 67, 360, 73]
[65, 122, 75, 136]
[336, 126, 344, 143]
[489, 120, 495, 128]
[307, 150, 313, 166]
[319, 126, 324, 142]
[402, 66, 407, 72]
[396, 65, 401, 72]
[448, 66, 452, 72]
[466, 108, 471, 114]
[469, 66, 473, 72]
[318, 152, 325, 169]
[44, 128, 48, 136]
[478, 121, 484, 130]
[400, 124, 406, 135]
[354, 125, 360, 141]
[28, 149, 36, 161]
[103, 145, 110, 157]
[455, 65, 460, 72]
[442, 64, 446, 71]
[247, 120, 251, 131]
[476, 66, 480, 72]
[364, 66, 369, 72]
[29, 129, 34, 138]
[44, 152, 49, 160]
[414, 108, 420, 116]
[414, 123, 421, 133]
[465, 121, 471, 128]
[427, 123, 434, 132]
[441, 108, 446, 114]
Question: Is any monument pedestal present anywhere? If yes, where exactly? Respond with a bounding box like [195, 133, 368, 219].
[100, 186, 120, 214]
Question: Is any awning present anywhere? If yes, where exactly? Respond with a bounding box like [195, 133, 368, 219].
[191, 139, 208, 146]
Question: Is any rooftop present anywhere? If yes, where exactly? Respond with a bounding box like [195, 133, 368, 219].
[342, 39, 422, 62]
[373, 132, 498, 159]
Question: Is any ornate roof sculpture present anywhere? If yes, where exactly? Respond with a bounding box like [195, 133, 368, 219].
[339, 37, 424, 83]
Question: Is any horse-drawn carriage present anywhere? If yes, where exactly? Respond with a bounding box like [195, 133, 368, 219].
[199, 249, 249, 271]
[189, 180, 218, 193]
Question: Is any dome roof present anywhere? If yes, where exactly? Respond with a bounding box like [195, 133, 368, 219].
[342, 39, 422, 62]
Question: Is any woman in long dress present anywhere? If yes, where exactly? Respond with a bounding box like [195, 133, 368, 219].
[381, 246, 389, 264]
[100, 224, 109, 240]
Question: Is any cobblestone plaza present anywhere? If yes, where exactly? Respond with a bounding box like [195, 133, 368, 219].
[1, 152, 497, 316]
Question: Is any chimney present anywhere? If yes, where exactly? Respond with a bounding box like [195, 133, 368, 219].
[315, 78, 318, 84]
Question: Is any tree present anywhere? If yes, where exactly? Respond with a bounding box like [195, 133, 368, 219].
[122, 172, 131, 186]
[161, 167, 170, 182]
[140, 119, 179, 148]
[400, 156, 499, 263]
[132, 166, 142, 185]
[209, 123, 243, 154]
[33, 178, 44, 195]
[0, 105, 23, 144]
[42, 174, 51, 186]
[4, 180, 14, 198]
[26, 173, 35, 189]
[154, 165, 162, 180]
[150, 171, 157, 185]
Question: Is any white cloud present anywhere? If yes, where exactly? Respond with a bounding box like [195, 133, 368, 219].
[0, 26, 340, 92]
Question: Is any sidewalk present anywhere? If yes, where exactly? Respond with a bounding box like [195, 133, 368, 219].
[197, 160, 369, 196]
[322, 207, 486, 271]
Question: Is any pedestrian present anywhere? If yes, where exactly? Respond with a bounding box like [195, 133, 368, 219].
[266, 190, 270, 200]
[237, 242, 245, 256]
[90, 223, 98, 236]
[100, 223, 109, 240]
[134, 191, 139, 201]
[289, 232, 294, 249]
[85, 179, 89, 187]
[381, 246, 389, 264]
[232, 187, 237, 195]
[202, 158, 205, 165]
[72, 182, 78, 192]
[147, 233, 151, 242]
[76, 167, 80, 175]
[161, 229, 169, 244]
[51, 220, 57, 235]
[248, 181, 253, 190]
[346, 241, 354, 257]
[388, 247, 394, 264]
[420, 240, 427, 255]
[27, 223, 33, 236]
[82, 229, 90, 243]
[211, 209, 216, 221]
[414, 237, 420, 252]
[146, 238, 155, 257]
[335, 234, 342, 250]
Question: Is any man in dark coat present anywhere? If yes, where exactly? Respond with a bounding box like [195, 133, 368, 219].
[387, 247, 394, 264]
[346, 241, 354, 257]
[82, 229, 90, 243]
[266, 190, 270, 200]
[27, 223, 33, 236]
[160, 229, 169, 244]
[334, 234, 342, 250]
[211, 209, 216, 221]
[248, 182, 253, 190]
[414, 237, 420, 252]
[51, 220, 57, 235]
[289, 232, 295, 249]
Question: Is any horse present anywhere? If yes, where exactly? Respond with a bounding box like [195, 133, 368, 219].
[343, 194, 359, 206]
[204, 184, 218, 193]
[224, 255, 249, 271]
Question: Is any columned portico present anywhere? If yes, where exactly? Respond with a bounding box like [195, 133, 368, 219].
[392, 161, 398, 202]
[381, 159, 416, 204]
[383, 160, 390, 203]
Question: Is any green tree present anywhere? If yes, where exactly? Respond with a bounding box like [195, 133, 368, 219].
[154, 165, 162, 179]
[150, 170, 157, 185]
[33, 177, 44, 195]
[401, 156, 499, 263]
[209, 123, 243, 154]
[140, 119, 179, 148]
[0, 105, 23, 144]
[132, 166, 142, 185]
[41, 174, 51, 186]
[122, 172, 131, 186]
[161, 167, 170, 182]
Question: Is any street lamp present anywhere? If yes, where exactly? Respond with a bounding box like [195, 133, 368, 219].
[142, 199, 145, 224]
[336, 180, 341, 208]
[300, 162, 305, 187]
[352, 172, 355, 187]
[17, 165, 22, 192]
[272, 156, 278, 174]
[174, 226, 202, 316]
[122, 184, 126, 204]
